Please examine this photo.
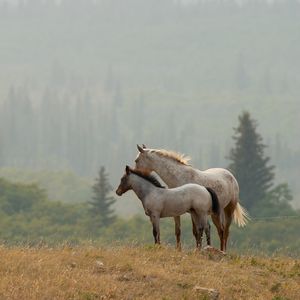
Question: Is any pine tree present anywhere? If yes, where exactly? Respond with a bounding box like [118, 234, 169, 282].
[228, 111, 294, 216]
[228, 111, 275, 211]
[89, 166, 116, 227]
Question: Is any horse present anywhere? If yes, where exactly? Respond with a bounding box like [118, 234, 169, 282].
[135, 144, 250, 252]
[116, 166, 220, 249]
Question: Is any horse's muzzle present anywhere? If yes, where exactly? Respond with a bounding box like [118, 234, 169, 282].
[115, 188, 122, 196]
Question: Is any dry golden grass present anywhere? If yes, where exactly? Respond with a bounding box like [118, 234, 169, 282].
[0, 245, 299, 300]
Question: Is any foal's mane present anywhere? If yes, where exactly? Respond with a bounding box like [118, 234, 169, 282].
[130, 169, 165, 189]
[150, 149, 191, 166]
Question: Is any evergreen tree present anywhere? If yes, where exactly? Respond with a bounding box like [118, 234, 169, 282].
[89, 166, 116, 227]
[228, 111, 275, 211]
[228, 111, 294, 215]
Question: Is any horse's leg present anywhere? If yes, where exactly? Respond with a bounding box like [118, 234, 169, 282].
[192, 213, 205, 250]
[204, 220, 211, 246]
[191, 213, 208, 247]
[223, 203, 235, 251]
[197, 226, 204, 250]
[174, 216, 181, 250]
[211, 213, 225, 251]
[150, 215, 160, 245]
[191, 216, 198, 248]
[191, 212, 200, 249]
[197, 215, 207, 250]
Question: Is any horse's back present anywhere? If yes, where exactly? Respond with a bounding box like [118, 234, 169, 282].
[161, 183, 211, 216]
[170, 183, 208, 196]
[174, 183, 212, 204]
[201, 167, 234, 179]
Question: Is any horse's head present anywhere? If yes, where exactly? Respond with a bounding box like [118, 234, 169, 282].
[135, 144, 154, 173]
[116, 165, 132, 196]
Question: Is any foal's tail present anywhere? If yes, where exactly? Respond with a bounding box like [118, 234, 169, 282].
[206, 187, 220, 216]
[233, 202, 250, 227]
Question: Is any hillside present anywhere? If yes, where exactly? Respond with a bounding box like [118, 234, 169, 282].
[0, 245, 299, 299]
[0, 168, 92, 204]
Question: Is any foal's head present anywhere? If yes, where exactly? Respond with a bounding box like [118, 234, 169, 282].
[116, 164, 165, 196]
[116, 165, 132, 196]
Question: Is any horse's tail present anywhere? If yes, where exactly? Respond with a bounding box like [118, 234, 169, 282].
[205, 187, 220, 216]
[233, 202, 250, 227]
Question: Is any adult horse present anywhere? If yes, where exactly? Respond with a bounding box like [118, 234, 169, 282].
[135, 144, 249, 251]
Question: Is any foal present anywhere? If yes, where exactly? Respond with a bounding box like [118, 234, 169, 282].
[116, 166, 220, 249]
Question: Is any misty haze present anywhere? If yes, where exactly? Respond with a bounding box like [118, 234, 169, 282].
[0, 1, 299, 298]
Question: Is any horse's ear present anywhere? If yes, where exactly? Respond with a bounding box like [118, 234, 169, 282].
[125, 165, 130, 174]
[137, 144, 145, 153]
[142, 144, 147, 149]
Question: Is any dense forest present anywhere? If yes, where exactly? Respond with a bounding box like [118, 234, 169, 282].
[0, 0, 299, 209]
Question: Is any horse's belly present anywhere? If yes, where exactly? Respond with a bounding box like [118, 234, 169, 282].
[160, 205, 188, 218]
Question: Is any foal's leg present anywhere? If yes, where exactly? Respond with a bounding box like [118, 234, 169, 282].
[204, 220, 211, 246]
[197, 215, 208, 250]
[191, 213, 203, 250]
[194, 212, 210, 246]
[197, 225, 204, 250]
[150, 215, 160, 245]
[174, 216, 181, 250]
[191, 216, 198, 248]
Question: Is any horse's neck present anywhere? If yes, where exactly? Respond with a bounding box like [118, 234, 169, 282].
[152, 155, 201, 187]
[130, 174, 155, 202]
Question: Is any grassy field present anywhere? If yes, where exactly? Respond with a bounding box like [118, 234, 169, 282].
[0, 245, 299, 300]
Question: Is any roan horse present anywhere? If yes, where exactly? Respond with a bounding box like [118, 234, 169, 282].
[116, 166, 220, 249]
[135, 145, 250, 252]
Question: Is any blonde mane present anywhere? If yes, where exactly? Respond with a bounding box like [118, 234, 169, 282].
[150, 149, 191, 165]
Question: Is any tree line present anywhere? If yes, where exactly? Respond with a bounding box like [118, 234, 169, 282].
[0, 85, 121, 175]
[1, 84, 299, 182]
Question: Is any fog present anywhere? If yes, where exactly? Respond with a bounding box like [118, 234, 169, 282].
[0, 0, 299, 208]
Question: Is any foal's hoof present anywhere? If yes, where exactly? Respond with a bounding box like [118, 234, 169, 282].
[192, 248, 201, 253]
[176, 244, 182, 251]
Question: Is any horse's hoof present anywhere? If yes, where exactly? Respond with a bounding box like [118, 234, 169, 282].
[176, 244, 182, 251]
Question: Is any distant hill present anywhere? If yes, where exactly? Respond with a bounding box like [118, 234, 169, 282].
[0, 168, 141, 215]
[0, 168, 92, 203]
